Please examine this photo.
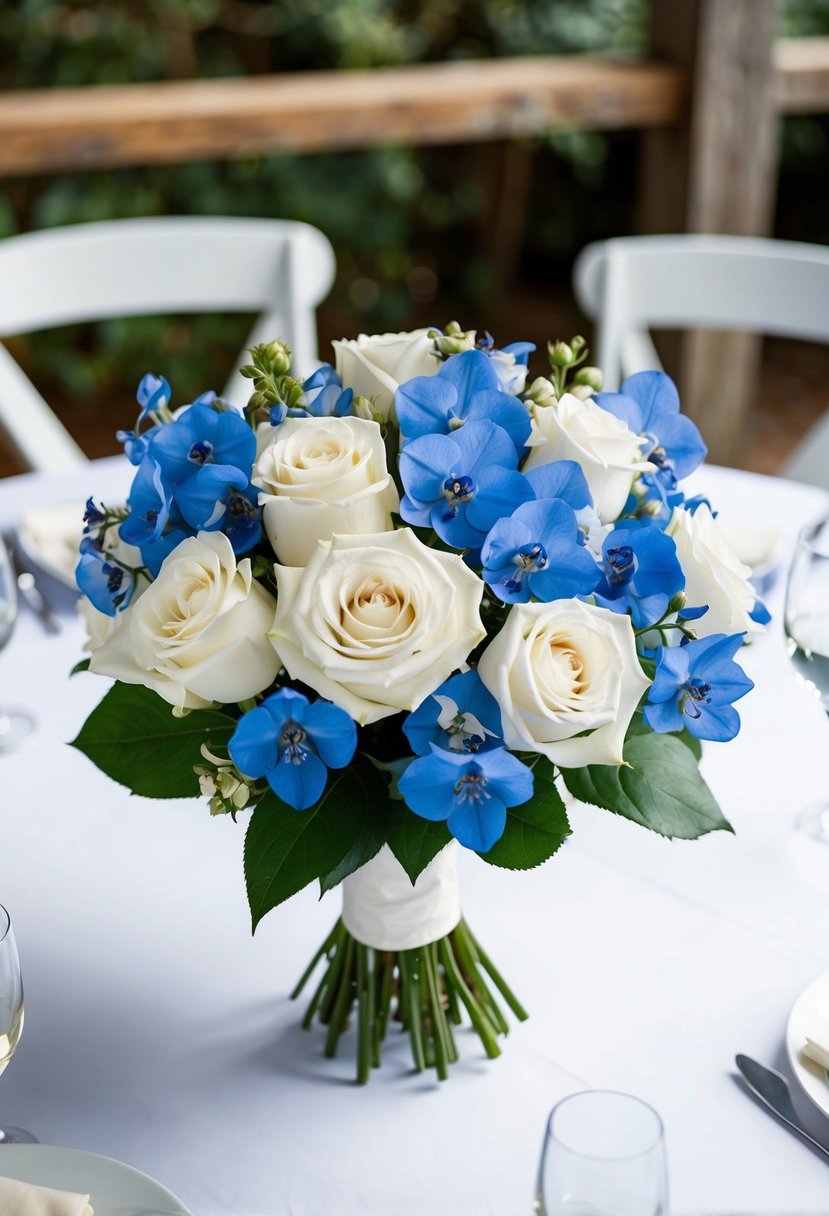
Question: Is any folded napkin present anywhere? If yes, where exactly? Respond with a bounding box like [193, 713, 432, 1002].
[0, 1175, 93, 1215]
[802, 1019, 829, 1073]
[17, 503, 85, 587]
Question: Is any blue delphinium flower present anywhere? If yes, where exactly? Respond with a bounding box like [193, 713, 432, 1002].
[76, 538, 136, 615]
[136, 372, 172, 419]
[298, 365, 353, 418]
[400, 420, 532, 549]
[399, 744, 534, 852]
[174, 465, 262, 553]
[487, 339, 536, 394]
[523, 460, 592, 512]
[404, 671, 502, 756]
[146, 402, 256, 487]
[643, 633, 754, 741]
[594, 526, 684, 628]
[396, 349, 532, 450]
[596, 371, 707, 492]
[229, 688, 357, 811]
[482, 498, 600, 604]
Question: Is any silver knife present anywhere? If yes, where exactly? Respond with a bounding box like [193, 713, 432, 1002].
[735, 1053, 829, 1161]
[1, 532, 62, 635]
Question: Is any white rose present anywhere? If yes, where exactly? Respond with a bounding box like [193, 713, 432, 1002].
[90, 531, 279, 710]
[667, 504, 764, 638]
[332, 329, 439, 420]
[271, 529, 486, 725]
[488, 350, 530, 395]
[478, 598, 650, 767]
[251, 416, 399, 566]
[523, 393, 653, 523]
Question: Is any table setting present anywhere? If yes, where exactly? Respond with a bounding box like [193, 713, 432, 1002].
[0, 325, 829, 1216]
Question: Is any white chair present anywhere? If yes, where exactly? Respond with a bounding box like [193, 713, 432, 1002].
[0, 216, 336, 472]
[573, 234, 829, 486]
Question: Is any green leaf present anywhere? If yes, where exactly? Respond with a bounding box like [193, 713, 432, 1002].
[69, 683, 235, 798]
[318, 765, 390, 894]
[627, 712, 703, 761]
[365, 753, 414, 801]
[245, 770, 372, 930]
[386, 801, 452, 884]
[70, 658, 90, 676]
[482, 757, 571, 870]
[560, 732, 731, 840]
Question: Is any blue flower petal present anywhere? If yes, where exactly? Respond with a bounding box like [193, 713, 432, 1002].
[299, 701, 358, 769]
[229, 706, 280, 777]
[269, 748, 328, 810]
[447, 796, 507, 852]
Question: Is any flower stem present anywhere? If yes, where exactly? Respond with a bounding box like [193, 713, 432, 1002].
[292, 915, 523, 1082]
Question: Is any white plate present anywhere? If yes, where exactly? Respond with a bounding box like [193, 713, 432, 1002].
[0, 1144, 192, 1215]
[786, 968, 829, 1118]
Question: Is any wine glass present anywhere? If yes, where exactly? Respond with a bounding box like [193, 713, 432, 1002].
[0, 537, 34, 752]
[785, 519, 829, 845]
[0, 904, 36, 1143]
[534, 1090, 668, 1216]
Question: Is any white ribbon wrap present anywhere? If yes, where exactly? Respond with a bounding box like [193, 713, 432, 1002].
[341, 842, 461, 950]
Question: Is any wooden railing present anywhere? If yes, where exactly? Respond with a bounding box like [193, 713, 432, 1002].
[0, 39, 827, 177]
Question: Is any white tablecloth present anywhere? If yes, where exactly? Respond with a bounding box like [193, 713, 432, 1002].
[1, 457, 829, 1216]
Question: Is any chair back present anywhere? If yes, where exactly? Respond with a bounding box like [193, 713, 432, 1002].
[573, 234, 829, 389]
[0, 216, 336, 471]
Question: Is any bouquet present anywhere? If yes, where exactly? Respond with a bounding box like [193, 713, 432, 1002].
[72, 325, 764, 1083]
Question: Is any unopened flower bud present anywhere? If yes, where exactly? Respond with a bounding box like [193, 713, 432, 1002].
[570, 335, 586, 354]
[431, 321, 476, 357]
[525, 376, 558, 407]
[352, 395, 384, 424]
[573, 366, 604, 392]
[548, 340, 574, 368]
[257, 340, 292, 377]
[668, 591, 687, 615]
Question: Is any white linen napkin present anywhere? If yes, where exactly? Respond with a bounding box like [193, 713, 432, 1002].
[0, 1175, 93, 1215]
[802, 1018, 829, 1072]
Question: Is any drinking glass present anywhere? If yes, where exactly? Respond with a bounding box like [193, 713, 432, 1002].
[0, 537, 34, 752]
[0, 904, 35, 1143]
[534, 1090, 668, 1216]
[785, 519, 829, 845]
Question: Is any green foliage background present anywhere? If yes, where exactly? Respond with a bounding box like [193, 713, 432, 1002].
[0, 0, 827, 429]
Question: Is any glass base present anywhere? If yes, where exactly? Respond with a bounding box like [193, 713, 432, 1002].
[0, 710, 35, 753]
[795, 802, 829, 845]
[0, 1126, 38, 1144]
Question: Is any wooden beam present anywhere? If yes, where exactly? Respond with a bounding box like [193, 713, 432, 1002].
[775, 36, 829, 113]
[0, 56, 686, 177]
[639, 0, 781, 468]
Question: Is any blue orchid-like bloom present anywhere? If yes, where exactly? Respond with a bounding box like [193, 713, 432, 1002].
[174, 465, 262, 554]
[76, 539, 136, 616]
[400, 420, 532, 549]
[119, 457, 174, 548]
[145, 402, 256, 487]
[268, 365, 353, 425]
[396, 349, 532, 450]
[594, 526, 684, 628]
[398, 744, 534, 853]
[136, 372, 171, 419]
[643, 633, 754, 741]
[487, 340, 536, 394]
[596, 371, 707, 492]
[524, 460, 592, 512]
[404, 671, 503, 756]
[482, 498, 600, 604]
[229, 688, 357, 811]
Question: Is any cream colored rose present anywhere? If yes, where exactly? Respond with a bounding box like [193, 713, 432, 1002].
[90, 531, 279, 710]
[667, 504, 764, 639]
[251, 416, 399, 566]
[477, 598, 650, 767]
[332, 329, 439, 420]
[523, 393, 653, 523]
[271, 529, 486, 725]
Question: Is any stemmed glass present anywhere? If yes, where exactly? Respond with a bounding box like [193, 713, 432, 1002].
[534, 1090, 668, 1216]
[0, 536, 34, 752]
[0, 904, 36, 1143]
[785, 519, 829, 845]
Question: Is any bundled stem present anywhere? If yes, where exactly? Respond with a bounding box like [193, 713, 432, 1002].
[292, 916, 527, 1083]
